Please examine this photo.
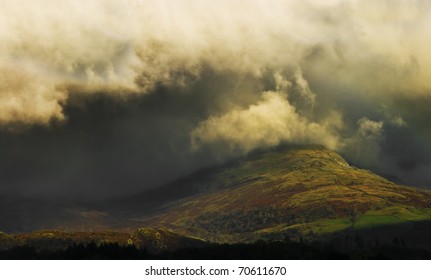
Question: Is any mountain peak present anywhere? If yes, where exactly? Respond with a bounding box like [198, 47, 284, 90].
[136, 145, 431, 243]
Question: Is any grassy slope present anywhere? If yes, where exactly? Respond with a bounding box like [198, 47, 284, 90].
[141, 145, 431, 242]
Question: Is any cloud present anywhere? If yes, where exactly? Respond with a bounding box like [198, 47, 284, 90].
[2, 0, 431, 126]
[342, 117, 385, 171]
[0, 65, 66, 125]
[357, 118, 384, 139]
[0, 0, 300, 125]
[292, 69, 316, 107]
[191, 89, 342, 156]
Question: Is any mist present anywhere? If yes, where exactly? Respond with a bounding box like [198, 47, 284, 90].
[2, 0, 431, 199]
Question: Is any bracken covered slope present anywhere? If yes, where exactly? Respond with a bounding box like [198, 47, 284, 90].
[139, 145, 431, 242]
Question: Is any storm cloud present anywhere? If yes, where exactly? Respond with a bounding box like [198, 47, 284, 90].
[2, 0, 431, 198]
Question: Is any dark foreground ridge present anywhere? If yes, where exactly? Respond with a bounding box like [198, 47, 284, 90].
[2, 227, 431, 260]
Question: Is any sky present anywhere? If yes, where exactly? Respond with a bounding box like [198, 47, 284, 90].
[1, 0, 431, 199]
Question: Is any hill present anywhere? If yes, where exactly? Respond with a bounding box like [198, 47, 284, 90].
[1, 145, 431, 258]
[127, 145, 431, 243]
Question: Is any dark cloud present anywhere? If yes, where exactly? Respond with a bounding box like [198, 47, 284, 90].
[0, 70, 264, 199]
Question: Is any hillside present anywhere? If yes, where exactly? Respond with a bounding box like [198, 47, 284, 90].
[0, 146, 431, 259]
[1, 145, 431, 252]
[131, 145, 431, 243]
